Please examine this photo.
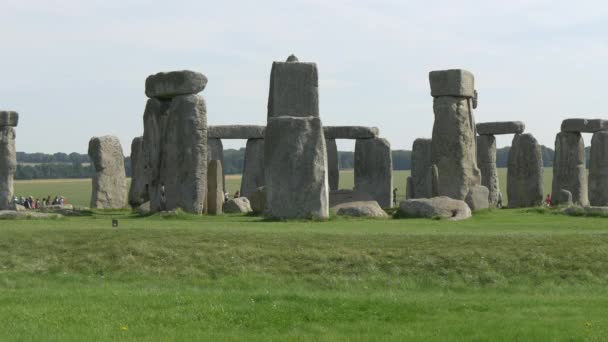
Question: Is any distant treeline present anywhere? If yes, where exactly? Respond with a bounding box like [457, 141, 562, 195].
[15, 145, 585, 180]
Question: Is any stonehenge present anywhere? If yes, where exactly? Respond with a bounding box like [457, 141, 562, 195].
[241, 138, 265, 198]
[207, 138, 225, 193]
[0, 111, 18, 210]
[206, 160, 224, 215]
[589, 131, 608, 206]
[408, 138, 433, 199]
[354, 137, 393, 208]
[507, 133, 544, 208]
[561, 119, 608, 133]
[477, 121, 525, 135]
[88, 135, 128, 209]
[326, 138, 339, 191]
[208, 125, 265, 139]
[476, 134, 500, 206]
[128, 136, 147, 207]
[267, 54, 319, 118]
[399, 197, 472, 221]
[145, 70, 208, 99]
[552, 132, 588, 206]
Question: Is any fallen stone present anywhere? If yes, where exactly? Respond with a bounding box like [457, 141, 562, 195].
[429, 69, 475, 97]
[552, 132, 588, 206]
[0, 210, 62, 219]
[411, 138, 433, 198]
[355, 137, 393, 208]
[329, 190, 374, 208]
[267, 56, 319, 118]
[465, 185, 490, 210]
[326, 138, 339, 191]
[477, 135, 500, 207]
[241, 138, 265, 198]
[250, 187, 266, 214]
[223, 197, 253, 213]
[323, 126, 379, 139]
[477, 121, 525, 135]
[398, 196, 472, 221]
[128, 136, 148, 207]
[0, 111, 18, 127]
[207, 160, 224, 215]
[264, 116, 329, 219]
[145, 70, 207, 99]
[335, 202, 388, 218]
[137, 201, 151, 215]
[208, 125, 265, 139]
[88, 135, 128, 209]
[561, 119, 608, 133]
[558, 189, 573, 206]
[0, 126, 16, 210]
[589, 131, 608, 206]
[507, 133, 544, 208]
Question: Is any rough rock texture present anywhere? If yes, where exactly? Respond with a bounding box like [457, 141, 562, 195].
[326, 138, 339, 191]
[336, 202, 388, 218]
[137, 202, 151, 215]
[589, 131, 608, 206]
[552, 132, 588, 206]
[208, 125, 265, 139]
[264, 116, 329, 219]
[267, 56, 319, 119]
[207, 138, 225, 193]
[128, 136, 148, 207]
[88, 135, 128, 209]
[145, 70, 207, 99]
[223, 197, 253, 213]
[323, 126, 379, 139]
[329, 190, 374, 207]
[477, 135, 500, 207]
[429, 69, 475, 97]
[354, 138, 393, 208]
[561, 119, 608, 133]
[558, 189, 573, 207]
[406, 176, 414, 200]
[0, 126, 16, 210]
[398, 197, 472, 221]
[430, 83, 481, 201]
[430, 164, 439, 197]
[250, 187, 266, 214]
[144, 95, 208, 214]
[465, 185, 490, 210]
[507, 133, 544, 208]
[477, 121, 525, 135]
[411, 138, 433, 198]
[241, 138, 265, 198]
[0, 111, 19, 127]
[207, 160, 223, 215]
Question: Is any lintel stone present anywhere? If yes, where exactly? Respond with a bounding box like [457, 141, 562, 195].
[477, 121, 525, 135]
[429, 69, 475, 97]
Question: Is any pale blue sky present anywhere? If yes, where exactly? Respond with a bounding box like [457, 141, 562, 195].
[2, 0, 607, 154]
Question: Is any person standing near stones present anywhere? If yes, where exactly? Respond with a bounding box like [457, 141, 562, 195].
[544, 194, 552, 207]
[393, 188, 398, 206]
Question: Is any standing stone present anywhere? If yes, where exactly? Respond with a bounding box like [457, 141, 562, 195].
[589, 131, 608, 206]
[354, 138, 393, 208]
[326, 138, 339, 190]
[241, 138, 265, 198]
[507, 134, 544, 207]
[267, 55, 319, 119]
[0, 124, 17, 210]
[264, 116, 329, 219]
[142, 98, 170, 211]
[411, 138, 433, 198]
[206, 160, 223, 215]
[465, 185, 490, 210]
[558, 189, 573, 207]
[128, 136, 148, 207]
[88, 135, 128, 209]
[430, 69, 481, 201]
[406, 177, 414, 200]
[207, 138, 225, 193]
[430, 164, 439, 197]
[158, 95, 208, 214]
[552, 132, 588, 206]
[477, 135, 500, 206]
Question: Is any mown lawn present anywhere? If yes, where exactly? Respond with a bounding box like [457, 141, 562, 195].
[0, 208, 607, 340]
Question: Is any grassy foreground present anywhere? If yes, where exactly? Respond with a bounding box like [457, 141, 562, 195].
[1, 208, 608, 340]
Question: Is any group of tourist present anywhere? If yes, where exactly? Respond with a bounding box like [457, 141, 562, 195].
[13, 195, 67, 209]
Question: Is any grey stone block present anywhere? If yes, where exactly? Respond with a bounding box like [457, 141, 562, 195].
[88, 135, 128, 209]
[323, 126, 379, 139]
[0, 111, 18, 127]
[589, 131, 608, 206]
[241, 138, 265, 198]
[326, 138, 339, 190]
[507, 133, 544, 208]
[465, 185, 490, 210]
[561, 119, 608, 133]
[128, 136, 148, 207]
[207, 160, 223, 215]
[355, 137, 393, 208]
[477, 135, 500, 207]
[477, 121, 525, 135]
[208, 125, 265, 139]
[552, 132, 588, 206]
[0, 127, 16, 210]
[145, 70, 207, 99]
[267, 56, 319, 119]
[398, 196, 472, 221]
[207, 138, 225, 194]
[429, 69, 475, 97]
[411, 138, 433, 198]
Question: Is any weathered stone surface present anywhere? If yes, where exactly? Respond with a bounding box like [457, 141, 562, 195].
[137, 201, 151, 215]
[0, 127, 16, 210]
[207, 138, 225, 193]
[323, 126, 379, 139]
[411, 138, 433, 198]
[465, 185, 490, 210]
[326, 138, 339, 190]
[241, 138, 265, 198]
[398, 196, 472, 221]
[429, 69, 475, 97]
[507, 133, 544, 208]
[0, 111, 18, 127]
[477, 135, 500, 207]
[250, 187, 266, 214]
[431, 94, 481, 201]
[355, 137, 393, 208]
[589, 131, 608, 206]
[267, 57, 319, 119]
[145, 70, 207, 99]
[223, 197, 253, 213]
[142, 98, 170, 211]
[156, 95, 207, 214]
[207, 160, 223, 215]
[561, 119, 608, 133]
[552, 132, 588, 206]
[128, 136, 148, 207]
[430, 164, 439, 197]
[477, 121, 525, 135]
[336, 202, 388, 218]
[406, 176, 414, 200]
[329, 190, 374, 208]
[558, 189, 573, 207]
[0, 210, 62, 219]
[88, 135, 128, 209]
[208, 125, 265, 139]
[264, 116, 329, 219]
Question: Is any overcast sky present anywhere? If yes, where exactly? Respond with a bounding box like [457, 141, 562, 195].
[2, 0, 607, 154]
